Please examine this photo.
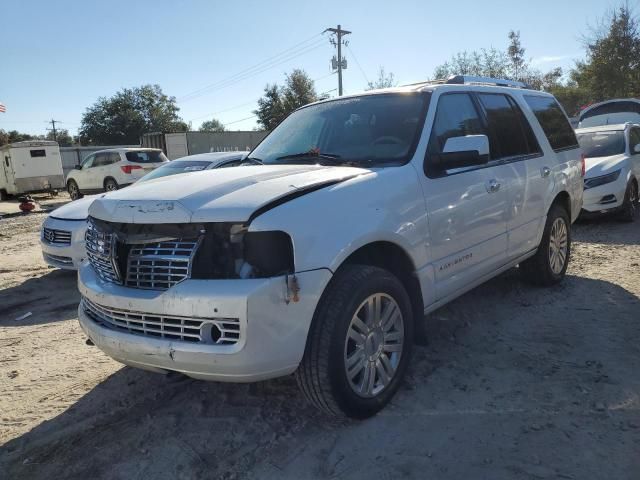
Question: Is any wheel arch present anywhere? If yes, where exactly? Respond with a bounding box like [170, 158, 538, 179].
[550, 190, 571, 217]
[103, 176, 118, 189]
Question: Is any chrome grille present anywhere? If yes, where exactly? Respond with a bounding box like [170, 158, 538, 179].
[43, 227, 72, 245]
[126, 239, 199, 290]
[82, 296, 241, 345]
[85, 219, 120, 283]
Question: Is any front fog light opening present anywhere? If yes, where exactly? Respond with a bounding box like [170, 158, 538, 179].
[201, 322, 223, 344]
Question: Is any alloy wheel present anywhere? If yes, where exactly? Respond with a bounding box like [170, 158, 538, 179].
[548, 217, 568, 275]
[343, 293, 404, 398]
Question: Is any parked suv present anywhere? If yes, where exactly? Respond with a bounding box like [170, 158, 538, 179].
[77, 76, 583, 418]
[66, 148, 168, 200]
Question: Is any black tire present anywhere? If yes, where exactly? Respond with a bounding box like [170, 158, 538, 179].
[104, 178, 119, 192]
[0, 189, 7, 201]
[295, 264, 414, 418]
[619, 179, 638, 223]
[520, 204, 571, 286]
[67, 180, 82, 200]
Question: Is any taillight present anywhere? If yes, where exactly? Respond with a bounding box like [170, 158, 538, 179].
[580, 153, 586, 177]
[121, 165, 143, 174]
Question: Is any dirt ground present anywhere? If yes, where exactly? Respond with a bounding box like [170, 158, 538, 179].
[1, 195, 639, 479]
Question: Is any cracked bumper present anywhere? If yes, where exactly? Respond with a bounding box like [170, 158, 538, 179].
[77, 263, 332, 382]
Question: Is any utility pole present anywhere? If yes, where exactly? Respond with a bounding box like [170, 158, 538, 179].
[325, 25, 351, 96]
[46, 118, 61, 141]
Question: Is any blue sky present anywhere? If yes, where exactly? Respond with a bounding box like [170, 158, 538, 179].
[0, 0, 619, 136]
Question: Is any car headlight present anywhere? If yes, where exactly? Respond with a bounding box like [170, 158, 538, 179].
[584, 169, 621, 189]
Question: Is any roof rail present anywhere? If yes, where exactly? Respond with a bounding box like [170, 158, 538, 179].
[446, 75, 532, 89]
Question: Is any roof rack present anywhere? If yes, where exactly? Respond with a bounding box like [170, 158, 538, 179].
[445, 75, 532, 89]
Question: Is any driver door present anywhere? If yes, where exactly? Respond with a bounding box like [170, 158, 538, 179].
[76, 154, 96, 190]
[420, 92, 508, 301]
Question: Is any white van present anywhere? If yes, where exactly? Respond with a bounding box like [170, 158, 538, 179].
[0, 141, 65, 200]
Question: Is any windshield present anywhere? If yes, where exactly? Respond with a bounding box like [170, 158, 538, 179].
[577, 131, 625, 158]
[250, 93, 430, 166]
[137, 160, 212, 182]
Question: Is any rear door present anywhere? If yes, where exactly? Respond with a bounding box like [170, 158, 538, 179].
[475, 92, 548, 259]
[421, 92, 508, 300]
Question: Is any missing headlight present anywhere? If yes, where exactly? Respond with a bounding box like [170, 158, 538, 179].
[243, 231, 294, 277]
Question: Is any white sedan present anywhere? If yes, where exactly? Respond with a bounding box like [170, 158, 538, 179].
[41, 152, 248, 269]
[576, 124, 640, 221]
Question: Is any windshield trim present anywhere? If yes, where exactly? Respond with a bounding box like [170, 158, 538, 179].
[248, 91, 432, 168]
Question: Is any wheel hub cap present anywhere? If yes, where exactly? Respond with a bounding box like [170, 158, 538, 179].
[548, 217, 568, 275]
[343, 293, 404, 398]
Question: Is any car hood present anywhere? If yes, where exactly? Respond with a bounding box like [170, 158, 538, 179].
[584, 154, 628, 178]
[49, 194, 103, 220]
[88, 164, 370, 224]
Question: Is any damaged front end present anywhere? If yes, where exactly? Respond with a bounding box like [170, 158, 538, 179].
[86, 217, 295, 291]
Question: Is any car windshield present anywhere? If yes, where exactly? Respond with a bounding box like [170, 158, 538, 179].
[125, 150, 168, 163]
[250, 92, 430, 166]
[577, 131, 625, 158]
[137, 160, 212, 182]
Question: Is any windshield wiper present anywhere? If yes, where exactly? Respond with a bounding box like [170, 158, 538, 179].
[276, 152, 341, 161]
[239, 157, 263, 165]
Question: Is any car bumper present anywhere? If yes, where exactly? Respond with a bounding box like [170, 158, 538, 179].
[77, 263, 332, 382]
[581, 175, 627, 214]
[40, 216, 88, 270]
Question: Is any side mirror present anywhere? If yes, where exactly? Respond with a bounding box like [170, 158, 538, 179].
[431, 135, 490, 172]
[633, 144, 640, 154]
[74, 164, 82, 170]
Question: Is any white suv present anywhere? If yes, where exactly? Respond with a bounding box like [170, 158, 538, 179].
[77, 76, 583, 418]
[65, 148, 168, 200]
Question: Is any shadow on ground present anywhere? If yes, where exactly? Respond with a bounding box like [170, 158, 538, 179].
[0, 269, 78, 326]
[1, 270, 639, 480]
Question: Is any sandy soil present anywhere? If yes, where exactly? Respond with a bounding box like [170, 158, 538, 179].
[1, 199, 639, 479]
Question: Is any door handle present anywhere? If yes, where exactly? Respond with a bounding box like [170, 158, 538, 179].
[541, 166, 551, 178]
[486, 179, 501, 193]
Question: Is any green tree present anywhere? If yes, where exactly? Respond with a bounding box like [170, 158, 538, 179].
[45, 128, 73, 146]
[199, 118, 226, 132]
[434, 48, 510, 79]
[507, 30, 526, 80]
[79, 84, 187, 145]
[254, 69, 318, 130]
[366, 67, 397, 90]
[571, 4, 640, 101]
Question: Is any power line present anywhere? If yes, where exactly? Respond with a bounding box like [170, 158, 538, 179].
[346, 44, 370, 85]
[223, 115, 257, 127]
[178, 33, 326, 103]
[46, 119, 62, 141]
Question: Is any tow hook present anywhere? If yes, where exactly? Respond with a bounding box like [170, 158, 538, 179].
[285, 274, 300, 304]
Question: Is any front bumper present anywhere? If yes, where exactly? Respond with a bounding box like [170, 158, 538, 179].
[581, 174, 627, 214]
[40, 216, 88, 270]
[77, 263, 332, 382]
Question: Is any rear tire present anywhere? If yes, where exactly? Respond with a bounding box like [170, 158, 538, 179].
[296, 264, 414, 418]
[619, 179, 638, 223]
[104, 178, 119, 192]
[0, 189, 7, 201]
[67, 180, 82, 201]
[520, 204, 571, 286]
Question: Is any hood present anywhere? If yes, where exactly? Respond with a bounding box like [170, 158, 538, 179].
[584, 153, 627, 178]
[49, 194, 103, 220]
[88, 164, 370, 224]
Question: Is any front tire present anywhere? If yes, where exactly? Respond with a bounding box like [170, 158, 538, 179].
[296, 265, 414, 418]
[520, 204, 571, 286]
[619, 180, 638, 223]
[67, 180, 82, 201]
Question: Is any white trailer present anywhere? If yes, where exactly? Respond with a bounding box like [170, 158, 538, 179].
[0, 141, 65, 199]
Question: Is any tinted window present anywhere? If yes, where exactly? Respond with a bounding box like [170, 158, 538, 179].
[250, 93, 429, 166]
[524, 95, 579, 152]
[577, 131, 625, 158]
[30, 149, 46, 158]
[428, 93, 486, 156]
[93, 153, 110, 167]
[629, 128, 640, 152]
[109, 152, 121, 164]
[125, 150, 169, 163]
[477, 94, 540, 159]
[81, 155, 94, 169]
[581, 101, 640, 121]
